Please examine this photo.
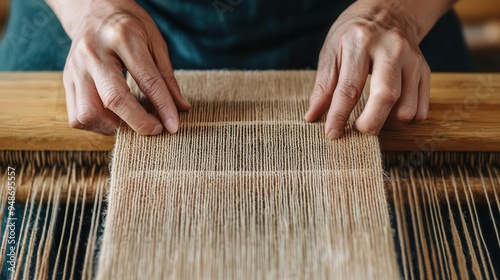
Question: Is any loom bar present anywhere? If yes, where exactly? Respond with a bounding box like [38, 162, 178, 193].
[0, 72, 499, 151]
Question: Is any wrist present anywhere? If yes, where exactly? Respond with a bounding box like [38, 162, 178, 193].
[403, 0, 456, 41]
[45, 0, 137, 38]
[46, 0, 86, 37]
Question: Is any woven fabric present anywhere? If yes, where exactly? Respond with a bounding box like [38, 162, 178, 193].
[96, 71, 399, 279]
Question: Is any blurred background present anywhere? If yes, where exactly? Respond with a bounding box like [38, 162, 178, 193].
[0, 0, 499, 72]
[0, 0, 7, 37]
[455, 0, 500, 72]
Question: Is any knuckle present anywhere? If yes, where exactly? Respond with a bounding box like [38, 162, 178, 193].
[135, 121, 158, 135]
[391, 44, 405, 59]
[394, 105, 416, 124]
[348, 23, 370, 45]
[374, 87, 400, 105]
[104, 16, 137, 44]
[137, 74, 163, 97]
[391, 29, 406, 40]
[376, 9, 392, 24]
[68, 118, 83, 129]
[76, 109, 99, 126]
[388, 32, 408, 58]
[104, 15, 148, 46]
[331, 111, 350, 126]
[337, 82, 362, 104]
[414, 110, 428, 122]
[74, 36, 97, 58]
[108, 25, 130, 45]
[356, 121, 379, 135]
[361, 127, 379, 135]
[102, 89, 125, 111]
[313, 80, 332, 98]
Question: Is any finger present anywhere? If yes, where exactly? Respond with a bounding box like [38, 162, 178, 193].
[63, 71, 80, 130]
[150, 34, 190, 111]
[324, 47, 369, 139]
[88, 59, 164, 135]
[414, 63, 431, 122]
[355, 58, 402, 135]
[304, 48, 339, 122]
[383, 64, 419, 129]
[115, 38, 180, 134]
[73, 74, 120, 135]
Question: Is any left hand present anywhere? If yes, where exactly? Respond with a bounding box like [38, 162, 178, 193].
[304, 0, 433, 139]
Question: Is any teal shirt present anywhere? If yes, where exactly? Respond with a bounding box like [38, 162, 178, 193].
[0, 0, 472, 71]
[139, 0, 350, 69]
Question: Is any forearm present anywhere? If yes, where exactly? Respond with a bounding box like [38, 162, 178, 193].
[357, 0, 457, 42]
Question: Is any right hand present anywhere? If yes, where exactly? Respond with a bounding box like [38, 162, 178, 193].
[51, 0, 190, 135]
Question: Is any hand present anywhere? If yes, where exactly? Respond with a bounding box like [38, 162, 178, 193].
[48, 0, 190, 135]
[304, 0, 449, 139]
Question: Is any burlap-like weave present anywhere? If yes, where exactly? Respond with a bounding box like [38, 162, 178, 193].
[96, 71, 399, 279]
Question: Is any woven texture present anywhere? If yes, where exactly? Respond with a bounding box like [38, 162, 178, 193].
[96, 71, 399, 279]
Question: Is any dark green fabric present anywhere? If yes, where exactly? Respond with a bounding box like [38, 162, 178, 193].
[0, 0, 71, 70]
[0, 0, 473, 71]
[420, 10, 474, 72]
[139, 0, 351, 69]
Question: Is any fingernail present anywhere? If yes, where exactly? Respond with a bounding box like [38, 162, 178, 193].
[326, 129, 340, 140]
[178, 96, 190, 107]
[304, 111, 311, 121]
[165, 118, 179, 134]
[152, 124, 163, 135]
[304, 107, 314, 121]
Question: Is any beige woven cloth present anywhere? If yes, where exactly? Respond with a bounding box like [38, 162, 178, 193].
[96, 71, 399, 279]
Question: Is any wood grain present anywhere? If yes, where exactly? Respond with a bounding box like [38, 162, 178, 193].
[0, 72, 115, 150]
[379, 73, 500, 151]
[0, 72, 499, 151]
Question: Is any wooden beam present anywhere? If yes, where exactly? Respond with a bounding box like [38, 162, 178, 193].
[0, 72, 499, 151]
[0, 72, 115, 151]
[379, 74, 500, 151]
[13, 170, 498, 204]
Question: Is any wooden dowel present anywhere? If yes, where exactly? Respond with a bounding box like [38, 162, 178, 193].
[3, 150, 498, 204]
[6, 164, 108, 204]
[385, 175, 499, 204]
[10, 171, 498, 204]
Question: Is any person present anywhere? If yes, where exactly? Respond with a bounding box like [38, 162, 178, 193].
[0, 0, 473, 139]
[0, 1, 475, 278]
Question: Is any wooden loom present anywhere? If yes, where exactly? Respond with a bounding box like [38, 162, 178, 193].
[0, 72, 499, 279]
